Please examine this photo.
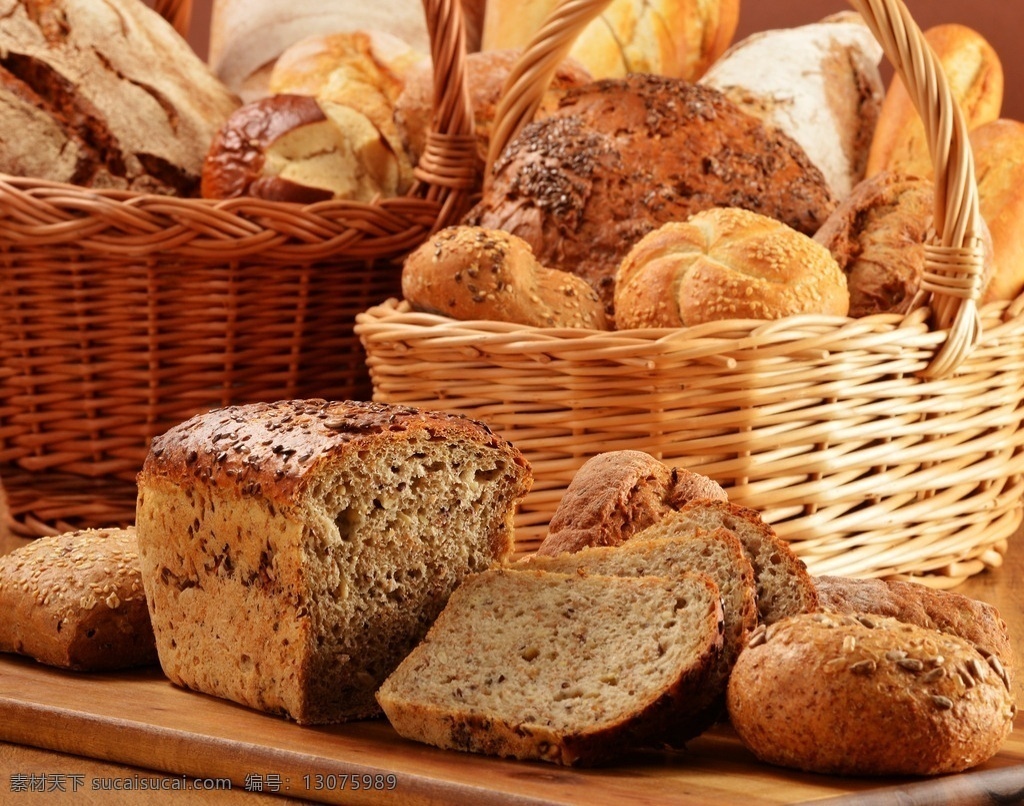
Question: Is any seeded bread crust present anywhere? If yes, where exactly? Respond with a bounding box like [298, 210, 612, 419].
[136, 399, 532, 724]
[0, 527, 157, 671]
[377, 567, 726, 766]
[537, 451, 728, 556]
[727, 612, 1016, 776]
[815, 575, 1013, 681]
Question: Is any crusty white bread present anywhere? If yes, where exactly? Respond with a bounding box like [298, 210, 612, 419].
[0, 527, 157, 671]
[376, 567, 726, 765]
[136, 399, 532, 724]
[727, 612, 1016, 776]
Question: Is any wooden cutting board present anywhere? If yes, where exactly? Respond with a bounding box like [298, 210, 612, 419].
[1, 653, 1022, 805]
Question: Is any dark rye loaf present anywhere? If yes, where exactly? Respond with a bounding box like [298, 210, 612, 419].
[136, 399, 532, 724]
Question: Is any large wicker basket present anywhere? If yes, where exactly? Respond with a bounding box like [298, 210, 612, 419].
[0, 0, 477, 537]
[357, 0, 1024, 586]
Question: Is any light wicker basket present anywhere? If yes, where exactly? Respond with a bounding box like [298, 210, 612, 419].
[357, 0, 1024, 586]
[0, 0, 477, 538]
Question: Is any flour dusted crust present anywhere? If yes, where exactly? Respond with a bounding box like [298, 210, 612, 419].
[465, 75, 836, 311]
[0, 527, 157, 671]
[377, 567, 726, 765]
[0, 0, 239, 195]
[727, 612, 1016, 776]
[136, 399, 532, 724]
[537, 450, 727, 556]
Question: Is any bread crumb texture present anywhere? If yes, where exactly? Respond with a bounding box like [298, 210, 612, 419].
[135, 399, 532, 724]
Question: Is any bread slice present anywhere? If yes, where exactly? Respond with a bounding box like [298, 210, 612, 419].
[517, 528, 757, 739]
[0, 527, 157, 671]
[376, 567, 725, 766]
[670, 500, 819, 624]
[136, 399, 532, 724]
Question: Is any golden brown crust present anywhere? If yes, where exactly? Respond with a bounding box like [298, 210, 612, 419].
[537, 451, 727, 556]
[866, 23, 1004, 180]
[727, 612, 1016, 776]
[0, 527, 157, 671]
[401, 225, 609, 329]
[465, 76, 836, 313]
[972, 119, 1024, 303]
[614, 208, 850, 328]
[814, 575, 1013, 680]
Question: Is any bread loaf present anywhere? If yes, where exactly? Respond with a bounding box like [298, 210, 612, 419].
[0, 0, 239, 195]
[465, 76, 837, 311]
[699, 12, 885, 200]
[667, 500, 820, 625]
[395, 49, 592, 184]
[136, 399, 532, 724]
[972, 119, 1024, 304]
[537, 451, 727, 556]
[0, 527, 157, 671]
[521, 527, 758, 742]
[614, 208, 850, 328]
[727, 612, 1016, 776]
[201, 94, 404, 203]
[401, 226, 609, 329]
[815, 171, 994, 316]
[269, 30, 426, 193]
[814, 575, 1013, 680]
[866, 23, 1004, 180]
[481, 0, 739, 81]
[376, 567, 726, 765]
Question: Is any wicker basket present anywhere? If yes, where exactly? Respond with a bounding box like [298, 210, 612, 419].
[357, 0, 1024, 586]
[0, 0, 477, 538]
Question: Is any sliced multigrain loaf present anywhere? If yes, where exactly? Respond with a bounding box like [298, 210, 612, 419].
[537, 450, 727, 556]
[136, 399, 532, 725]
[815, 575, 1013, 683]
[517, 527, 757, 739]
[376, 567, 726, 766]
[670, 500, 819, 624]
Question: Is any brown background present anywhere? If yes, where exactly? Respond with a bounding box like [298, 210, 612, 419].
[177, 0, 1022, 121]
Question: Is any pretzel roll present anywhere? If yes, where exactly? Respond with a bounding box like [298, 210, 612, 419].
[614, 208, 849, 329]
[866, 23, 1003, 180]
[402, 226, 609, 329]
[481, 0, 739, 81]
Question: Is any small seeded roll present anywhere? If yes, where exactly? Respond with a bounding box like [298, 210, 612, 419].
[0, 527, 158, 671]
[727, 612, 1016, 776]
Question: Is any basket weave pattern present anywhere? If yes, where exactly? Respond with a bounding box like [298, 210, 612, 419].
[358, 0, 1024, 584]
[0, 0, 476, 537]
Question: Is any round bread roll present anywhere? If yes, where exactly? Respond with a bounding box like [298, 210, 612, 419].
[201, 94, 402, 203]
[395, 49, 592, 185]
[727, 612, 1016, 776]
[815, 171, 994, 317]
[866, 23, 1004, 180]
[699, 12, 884, 200]
[402, 226, 608, 329]
[537, 450, 728, 556]
[269, 30, 425, 194]
[614, 208, 849, 329]
[465, 76, 837, 312]
[972, 119, 1024, 304]
[481, 0, 739, 81]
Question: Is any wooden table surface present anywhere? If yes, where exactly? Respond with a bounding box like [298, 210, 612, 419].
[2, 526, 1023, 805]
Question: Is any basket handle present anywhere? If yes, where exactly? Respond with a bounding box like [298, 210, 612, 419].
[486, 0, 985, 378]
